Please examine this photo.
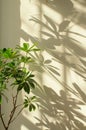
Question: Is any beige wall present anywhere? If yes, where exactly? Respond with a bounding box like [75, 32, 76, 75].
[0, 1, 22, 130]
[0, 0, 86, 130]
[0, 0, 20, 48]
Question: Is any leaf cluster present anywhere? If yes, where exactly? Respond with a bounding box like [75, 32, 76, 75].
[0, 43, 39, 110]
[24, 96, 36, 111]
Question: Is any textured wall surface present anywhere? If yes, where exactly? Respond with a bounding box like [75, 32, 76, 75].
[0, 0, 86, 130]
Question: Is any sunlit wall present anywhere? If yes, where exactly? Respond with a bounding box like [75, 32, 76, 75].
[0, 0, 86, 130]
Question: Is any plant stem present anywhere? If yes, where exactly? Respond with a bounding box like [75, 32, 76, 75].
[0, 92, 23, 130]
[11, 107, 24, 123]
[5, 92, 19, 130]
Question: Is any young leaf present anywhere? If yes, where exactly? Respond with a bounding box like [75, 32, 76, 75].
[23, 43, 29, 51]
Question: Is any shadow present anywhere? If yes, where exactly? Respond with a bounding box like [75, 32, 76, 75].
[28, 15, 86, 82]
[76, 0, 86, 6]
[71, 0, 86, 29]
[73, 83, 86, 103]
[1, 0, 85, 130]
[44, 0, 74, 17]
[19, 0, 86, 129]
[33, 85, 86, 130]
[8, 113, 42, 130]
[45, 0, 86, 29]
[9, 83, 86, 130]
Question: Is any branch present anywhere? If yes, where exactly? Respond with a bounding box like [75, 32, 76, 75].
[6, 91, 19, 129]
[11, 107, 24, 123]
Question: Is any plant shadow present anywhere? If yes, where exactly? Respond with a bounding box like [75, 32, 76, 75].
[1, 0, 85, 130]
[20, 0, 86, 129]
[33, 85, 86, 130]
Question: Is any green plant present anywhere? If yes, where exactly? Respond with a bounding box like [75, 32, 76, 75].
[0, 43, 40, 130]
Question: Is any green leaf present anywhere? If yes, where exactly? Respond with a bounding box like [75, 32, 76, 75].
[32, 104, 36, 111]
[23, 43, 29, 51]
[17, 84, 23, 92]
[32, 48, 40, 51]
[3, 48, 7, 52]
[29, 74, 35, 78]
[31, 96, 36, 100]
[21, 56, 32, 63]
[24, 98, 29, 108]
[13, 69, 25, 79]
[29, 104, 33, 111]
[27, 77, 35, 83]
[29, 104, 36, 111]
[3, 48, 13, 58]
[29, 82, 35, 89]
[26, 77, 36, 89]
[24, 103, 28, 108]
[23, 82, 30, 94]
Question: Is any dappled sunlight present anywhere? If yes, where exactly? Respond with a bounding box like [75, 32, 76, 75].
[42, 4, 62, 24]
[20, 0, 86, 129]
[0, 0, 86, 130]
[20, 2, 42, 38]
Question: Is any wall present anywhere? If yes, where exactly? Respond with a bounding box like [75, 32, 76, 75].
[0, 0, 20, 48]
[0, 0, 22, 130]
[0, 0, 86, 130]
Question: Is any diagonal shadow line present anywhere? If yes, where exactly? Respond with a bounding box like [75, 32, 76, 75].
[20, 1, 86, 130]
[65, 31, 86, 38]
[73, 83, 86, 103]
[33, 85, 86, 130]
[43, 0, 74, 17]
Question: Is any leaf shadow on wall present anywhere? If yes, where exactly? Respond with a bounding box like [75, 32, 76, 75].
[45, 0, 86, 29]
[70, 0, 86, 29]
[43, 0, 74, 17]
[19, 0, 86, 130]
[20, 19, 86, 130]
[27, 14, 86, 82]
[33, 85, 86, 130]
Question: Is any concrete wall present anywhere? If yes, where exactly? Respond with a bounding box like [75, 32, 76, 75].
[0, 0, 86, 130]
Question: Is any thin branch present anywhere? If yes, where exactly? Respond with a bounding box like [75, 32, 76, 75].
[6, 91, 19, 129]
[11, 107, 24, 123]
